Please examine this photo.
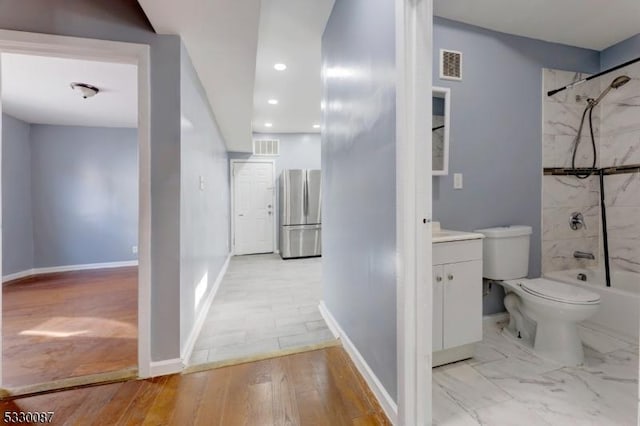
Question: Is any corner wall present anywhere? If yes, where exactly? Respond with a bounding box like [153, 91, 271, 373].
[1, 114, 33, 276]
[179, 44, 231, 353]
[322, 0, 398, 400]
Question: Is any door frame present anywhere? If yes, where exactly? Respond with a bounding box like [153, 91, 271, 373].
[0, 29, 152, 384]
[229, 159, 277, 255]
[395, 0, 433, 424]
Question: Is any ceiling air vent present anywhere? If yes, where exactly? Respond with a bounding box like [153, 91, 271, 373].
[253, 139, 280, 156]
[440, 49, 462, 81]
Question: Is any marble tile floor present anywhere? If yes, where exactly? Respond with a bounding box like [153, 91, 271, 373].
[188, 254, 335, 365]
[434, 319, 639, 426]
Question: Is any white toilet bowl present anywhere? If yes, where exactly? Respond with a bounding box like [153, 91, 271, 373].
[501, 278, 600, 366]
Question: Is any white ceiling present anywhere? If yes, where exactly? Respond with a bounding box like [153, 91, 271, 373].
[137, 0, 261, 152]
[1, 53, 137, 128]
[252, 0, 335, 134]
[435, 0, 640, 51]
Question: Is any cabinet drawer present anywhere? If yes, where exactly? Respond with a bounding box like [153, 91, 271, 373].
[433, 239, 482, 265]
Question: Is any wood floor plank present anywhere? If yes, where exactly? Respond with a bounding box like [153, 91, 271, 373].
[92, 380, 146, 425]
[168, 371, 209, 426]
[3, 268, 138, 388]
[192, 366, 231, 426]
[0, 347, 390, 425]
[270, 356, 301, 426]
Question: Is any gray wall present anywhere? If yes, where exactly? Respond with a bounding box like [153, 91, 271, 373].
[0, 0, 182, 361]
[229, 132, 321, 251]
[30, 125, 138, 268]
[179, 44, 230, 353]
[601, 33, 640, 70]
[1, 114, 34, 276]
[432, 18, 600, 313]
[322, 0, 398, 400]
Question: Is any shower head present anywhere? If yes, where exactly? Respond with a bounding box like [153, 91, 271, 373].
[588, 75, 631, 107]
[611, 75, 631, 89]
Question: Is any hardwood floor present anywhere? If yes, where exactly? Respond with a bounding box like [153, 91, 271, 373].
[0, 346, 390, 425]
[2, 268, 138, 388]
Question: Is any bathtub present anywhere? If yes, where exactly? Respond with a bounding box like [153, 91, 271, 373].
[544, 268, 640, 341]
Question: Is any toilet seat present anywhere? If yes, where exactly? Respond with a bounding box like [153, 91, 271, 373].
[516, 278, 600, 305]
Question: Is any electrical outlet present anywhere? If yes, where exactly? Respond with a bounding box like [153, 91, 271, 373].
[132, 245, 138, 254]
[454, 173, 463, 189]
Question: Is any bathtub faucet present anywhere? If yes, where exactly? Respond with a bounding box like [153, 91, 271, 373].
[574, 251, 595, 260]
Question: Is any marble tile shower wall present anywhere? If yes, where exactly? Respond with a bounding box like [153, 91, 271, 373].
[542, 66, 640, 274]
[601, 61, 640, 273]
[542, 69, 601, 272]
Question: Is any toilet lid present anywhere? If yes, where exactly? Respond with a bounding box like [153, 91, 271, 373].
[518, 278, 600, 305]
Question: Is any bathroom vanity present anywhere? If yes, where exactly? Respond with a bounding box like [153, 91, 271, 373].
[432, 223, 484, 367]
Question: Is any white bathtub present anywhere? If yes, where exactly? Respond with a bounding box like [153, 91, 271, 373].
[544, 268, 640, 341]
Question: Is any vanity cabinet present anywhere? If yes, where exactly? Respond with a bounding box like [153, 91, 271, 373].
[432, 238, 483, 366]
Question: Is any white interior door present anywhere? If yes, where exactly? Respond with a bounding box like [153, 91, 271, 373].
[233, 161, 275, 255]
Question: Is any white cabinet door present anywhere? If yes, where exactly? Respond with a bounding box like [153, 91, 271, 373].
[443, 260, 482, 349]
[433, 264, 444, 351]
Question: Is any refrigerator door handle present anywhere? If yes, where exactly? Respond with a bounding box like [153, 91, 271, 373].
[304, 170, 308, 218]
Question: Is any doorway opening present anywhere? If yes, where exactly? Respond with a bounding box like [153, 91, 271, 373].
[0, 31, 151, 396]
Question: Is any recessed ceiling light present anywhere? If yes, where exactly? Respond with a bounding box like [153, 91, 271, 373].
[313, 124, 320, 129]
[274, 63, 287, 71]
[265, 122, 273, 128]
[268, 99, 279, 105]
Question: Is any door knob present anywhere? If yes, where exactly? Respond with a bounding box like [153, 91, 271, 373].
[436, 276, 442, 282]
[448, 274, 454, 281]
[268, 204, 272, 208]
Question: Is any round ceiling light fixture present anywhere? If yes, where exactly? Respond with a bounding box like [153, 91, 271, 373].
[265, 122, 273, 128]
[273, 63, 287, 71]
[313, 124, 320, 129]
[70, 82, 100, 99]
[268, 99, 279, 105]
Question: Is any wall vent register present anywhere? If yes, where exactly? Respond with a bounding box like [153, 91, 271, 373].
[440, 49, 462, 81]
[253, 139, 280, 156]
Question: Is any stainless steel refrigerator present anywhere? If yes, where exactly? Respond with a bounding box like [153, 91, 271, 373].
[280, 169, 322, 259]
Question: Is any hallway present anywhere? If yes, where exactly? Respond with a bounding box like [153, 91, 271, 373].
[189, 254, 335, 366]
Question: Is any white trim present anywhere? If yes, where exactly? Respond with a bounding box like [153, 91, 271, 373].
[181, 254, 231, 362]
[2, 261, 139, 283]
[229, 159, 277, 255]
[396, 0, 433, 424]
[149, 358, 184, 377]
[432, 86, 450, 176]
[0, 30, 152, 383]
[319, 302, 398, 425]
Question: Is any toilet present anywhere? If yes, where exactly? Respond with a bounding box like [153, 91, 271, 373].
[475, 225, 600, 366]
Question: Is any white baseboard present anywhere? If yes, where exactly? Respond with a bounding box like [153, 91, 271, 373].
[181, 254, 232, 362]
[2, 260, 139, 283]
[149, 358, 184, 377]
[318, 301, 398, 425]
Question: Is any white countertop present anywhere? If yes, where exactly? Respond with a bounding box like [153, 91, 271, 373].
[432, 222, 485, 243]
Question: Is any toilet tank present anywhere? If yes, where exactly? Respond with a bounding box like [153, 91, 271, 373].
[474, 226, 532, 280]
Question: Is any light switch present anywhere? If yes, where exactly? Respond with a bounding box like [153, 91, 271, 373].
[454, 173, 463, 189]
